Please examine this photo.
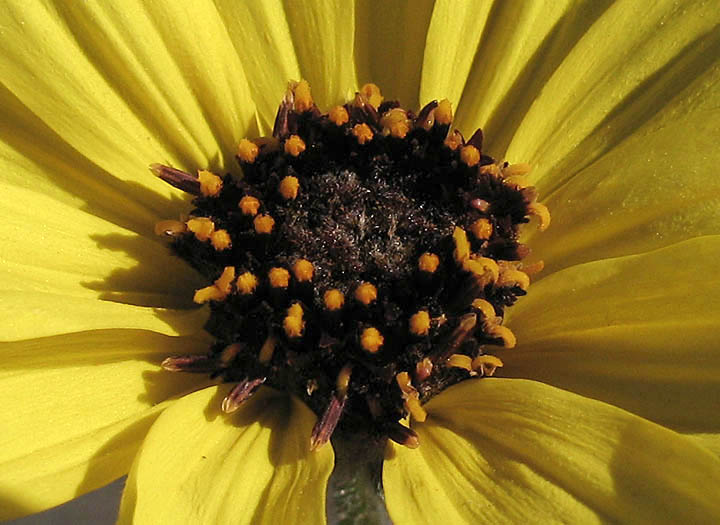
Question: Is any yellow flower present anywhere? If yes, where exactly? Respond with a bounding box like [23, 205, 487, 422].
[2, 1, 720, 524]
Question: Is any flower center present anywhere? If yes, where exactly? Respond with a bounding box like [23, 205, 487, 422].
[155, 81, 550, 449]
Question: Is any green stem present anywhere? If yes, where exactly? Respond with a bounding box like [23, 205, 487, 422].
[327, 435, 392, 525]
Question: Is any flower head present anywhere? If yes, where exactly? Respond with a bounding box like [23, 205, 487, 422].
[2, 1, 720, 524]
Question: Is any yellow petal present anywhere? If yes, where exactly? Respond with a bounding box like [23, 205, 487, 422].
[119, 385, 333, 525]
[454, 0, 576, 144]
[505, 236, 720, 433]
[504, 0, 720, 185]
[0, 330, 210, 520]
[686, 433, 720, 458]
[354, 1, 434, 107]
[419, 0, 493, 108]
[524, 52, 720, 274]
[284, 0, 358, 107]
[0, 1, 257, 194]
[384, 379, 720, 524]
[215, 0, 301, 133]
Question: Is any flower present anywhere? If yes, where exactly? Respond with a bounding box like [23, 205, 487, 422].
[1, 1, 720, 524]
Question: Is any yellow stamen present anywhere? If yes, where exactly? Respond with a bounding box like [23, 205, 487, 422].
[293, 259, 314, 282]
[324, 289, 345, 311]
[462, 257, 499, 286]
[472, 355, 504, 376]
[352, 123, 374, 144]
[488, 324, 517, 348]
[336, 364, 353, 397]
[405, 397, 427, 423]
[396, 371, 413, 394]
[521, 260, 545, 275]
[237, 138, 259, 163]
[293, 79, 313, 112]
[284, 135, 306, 157]
[418, 252, 440, 273]
[435, 99, 453, 125]
[380, 108, 410, 138]
[329, 105, 349, 126]
[460, 145, 480, 167]
[236, 271, 259, 295]
[253, 214, 275, 234]
[154, 219, 186, 236]
[415, 357, 433, 382]
[452, 226, 470, 263]
[497, 268, 530, 291]
[283, 304, 305, 338]
[214, 266, 236, 295]
[355, 282, 378, 305]
[479, 163, 501, 177]
[409, 310, 431, 336]
[360, 83, 383, 109]
[186, 217, 215, 242]
[503, 163, 531, 178]
[198, 170, 223, 197]
[471, 298, 496, 322]
[469, 218, 493, 240]
[210, 229, 232, 251]
[239, 196, 261, 216]
[361, 327, 384, 353]
[447, 353, 473, 371]
[279, 175, 300, 200]
[444, 130, 463, 150]
[528, 202, 551, 231]
[258, 336, 277, 364]
[268, 267, 290, 288]
[193, 285, 224, 304]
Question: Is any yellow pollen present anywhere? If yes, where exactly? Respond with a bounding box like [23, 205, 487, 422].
[409, 310, 431, 336]
[522, 260, 545, 275]
[405, 397, 427, 423]
[329, 105, 349, 126]
[220, 342, 243, 365]
[444, 130, 463, 151]
[355, 282, 378, 305]
[452, 226, 470, 262]
[460, 145, 480, 167]
[210, 229, 232, 251]
[361, 327, 384, 353]
[472, 355, 503, 376]
[415, 357, 433, 382]
[253, 214, 275, 234]
[352, 123, 374, 144]
[239, 196, 261, 216]
[214, 266, 236, 295]
[283, 304, 305, 338]
[462, 257, 500, 286]
[447, 354, 473, 371]
[154, 219, 186, 236]
[380, 108, 410, 138]
[258, 336, 277, 364]
[284, 135, 306, 157]
[469, 218, 493, 240]
[324, 289, 345, 311]
[237, 138, 259, 163]
[293, 259, 314, 282]
[186, 217, 215, 242]
[336, 364, 353, 397]
[488, 324, 517, 348]
[396, 371, 414, 394]
[268, 267, 290, 288]
[236, 271, 259, 295]
[528, 202, 551, 231]
[192, 285, 224, 304]
[418, 252, 440, 273]
[293, 79, 313, 112]
[497, 268, 531, 291]
[360, 83, 384, 109]
[279, 175, 300, 200]
[198, 170, 223, 197]
[435, 99, 453, 125]
[471, 298, 496, 322]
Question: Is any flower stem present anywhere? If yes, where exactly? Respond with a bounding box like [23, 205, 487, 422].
[327, 434, 391, 525]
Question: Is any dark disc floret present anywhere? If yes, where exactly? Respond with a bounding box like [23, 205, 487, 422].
[154, 80, 550, 450]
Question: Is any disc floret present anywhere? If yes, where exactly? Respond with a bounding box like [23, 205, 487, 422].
[155, 81, 549, 449]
